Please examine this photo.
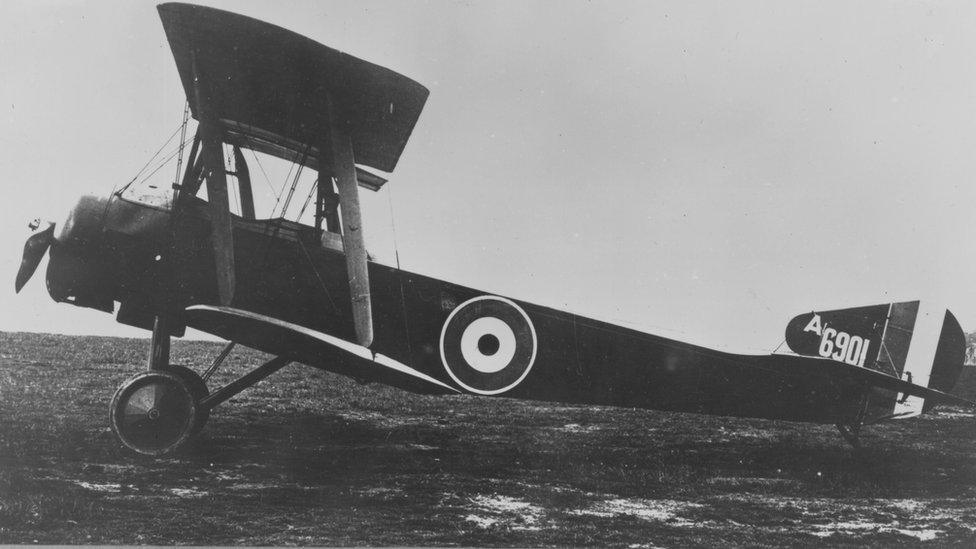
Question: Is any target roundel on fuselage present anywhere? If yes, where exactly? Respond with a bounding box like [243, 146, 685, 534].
[439, 295, 538, 395]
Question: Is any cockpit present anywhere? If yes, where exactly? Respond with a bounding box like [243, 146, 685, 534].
[116, 132, 363, 254]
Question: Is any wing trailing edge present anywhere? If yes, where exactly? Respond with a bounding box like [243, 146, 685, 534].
[157, 2, 429, 175]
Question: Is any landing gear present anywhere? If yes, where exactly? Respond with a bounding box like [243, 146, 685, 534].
[164, 365, 210, 434]
[110, 368, 206, 455]
[109, 319, 291, 455]
[835, 393, 871, 448]
[835, 422, 862, 448]
[107, 316, 210, 455]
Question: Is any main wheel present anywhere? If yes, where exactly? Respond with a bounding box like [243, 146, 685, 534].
[110, 370, 200, 456]
[163, 365, 210, 435]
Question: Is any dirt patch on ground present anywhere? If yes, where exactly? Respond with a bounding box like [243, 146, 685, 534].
[2, 331, 975, 546]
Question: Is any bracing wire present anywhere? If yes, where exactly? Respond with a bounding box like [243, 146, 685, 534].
[266, 146, 307, 220]
[386, 182, 414, 359]
[128, 134, 197, 190]
[171, 101, 191, 189]
[278, 169, 295, 205]
[296, 178, 319, 224]
[279, 165, 303, 219]
[119, 121, 187, 195]
[276, 147, 308, 220]
[258, 145, 311, 260]
[296, 237, 338, 314]
[248, 148, 279, 199]
[386, 184, 403, 270]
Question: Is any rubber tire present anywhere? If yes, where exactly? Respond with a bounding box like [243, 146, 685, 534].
[163, 365, 210, 435]
[110, 370, 199, 456]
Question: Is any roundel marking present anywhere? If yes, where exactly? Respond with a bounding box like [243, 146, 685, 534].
[460, 317, 517, 373]
[439, 295, 538, 395]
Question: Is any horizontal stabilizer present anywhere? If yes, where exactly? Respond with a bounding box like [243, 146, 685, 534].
[184, 305, 458, 395]
[811, 355, 974, 409]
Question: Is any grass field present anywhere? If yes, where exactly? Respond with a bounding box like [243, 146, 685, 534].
[1, 331, 975, 546]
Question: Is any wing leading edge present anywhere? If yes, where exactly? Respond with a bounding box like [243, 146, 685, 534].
[157, 2, 429, 175]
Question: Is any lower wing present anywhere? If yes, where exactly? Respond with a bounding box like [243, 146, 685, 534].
[183, 305, 459, 395]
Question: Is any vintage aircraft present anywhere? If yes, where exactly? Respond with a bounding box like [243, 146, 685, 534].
[14, 3, 974, 455]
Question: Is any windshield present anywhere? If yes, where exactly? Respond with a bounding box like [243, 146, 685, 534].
[119, 179, 174, 210]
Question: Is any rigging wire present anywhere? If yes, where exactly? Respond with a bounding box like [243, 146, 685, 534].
[265, 146, 307, 220]
[104, 106, 191, 250]
[118, 120, 187, 195]
[276, 147, 308, 220]
[127, 134, 197, 190]
[171, 101, 191, 190]
[386, 184, 403, 270]
[248, 148, 279, 199]
[296, 237, 338, 314]
[296, 178, 319, 224]
[258, 145, 311, 263]
[280, 163, 296, 199]
[387, 182, 415, 361]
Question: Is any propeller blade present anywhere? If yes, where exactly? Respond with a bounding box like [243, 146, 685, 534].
[15, 222, 55, 293]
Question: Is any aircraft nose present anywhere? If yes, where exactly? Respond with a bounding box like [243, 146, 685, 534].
[14, 219, 56, 293]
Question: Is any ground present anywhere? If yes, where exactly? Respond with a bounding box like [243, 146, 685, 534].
[1, 331, 975, 546]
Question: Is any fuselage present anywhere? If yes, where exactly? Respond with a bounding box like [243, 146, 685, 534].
[44, 191, 881, 425]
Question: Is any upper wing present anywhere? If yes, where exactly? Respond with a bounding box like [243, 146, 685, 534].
[183, 305, 458, 395]
[157, 2, 429, 174]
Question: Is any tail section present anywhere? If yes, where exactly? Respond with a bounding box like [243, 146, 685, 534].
[784, 300, 968, 418]
[919, 308, 966, 413]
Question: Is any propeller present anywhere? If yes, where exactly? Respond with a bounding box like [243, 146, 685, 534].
[15, 220, 55, 293]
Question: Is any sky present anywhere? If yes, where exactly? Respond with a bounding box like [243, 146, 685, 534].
[2, 0, 976, 353]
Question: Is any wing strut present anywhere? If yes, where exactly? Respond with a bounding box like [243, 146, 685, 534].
[200, 124, 236, 306]
[232, 145, 256, 220]
[191, 49, 235, 307]
[323, 93, 373, 347]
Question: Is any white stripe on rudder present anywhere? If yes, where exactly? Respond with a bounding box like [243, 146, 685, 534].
[894, 301, 946, 418]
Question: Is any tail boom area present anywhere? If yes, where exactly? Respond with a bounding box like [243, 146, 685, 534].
[785, 300, 971, 421]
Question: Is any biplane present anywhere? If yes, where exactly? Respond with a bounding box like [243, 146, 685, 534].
[14, 3, 974, 455]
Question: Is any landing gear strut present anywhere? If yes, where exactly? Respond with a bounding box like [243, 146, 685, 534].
[835, 394, 871, 448]
[835, 422, 862, 448]
[108, 317, 290, 455]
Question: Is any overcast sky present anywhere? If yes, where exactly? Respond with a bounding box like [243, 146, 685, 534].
[2, 0, 976, 353]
